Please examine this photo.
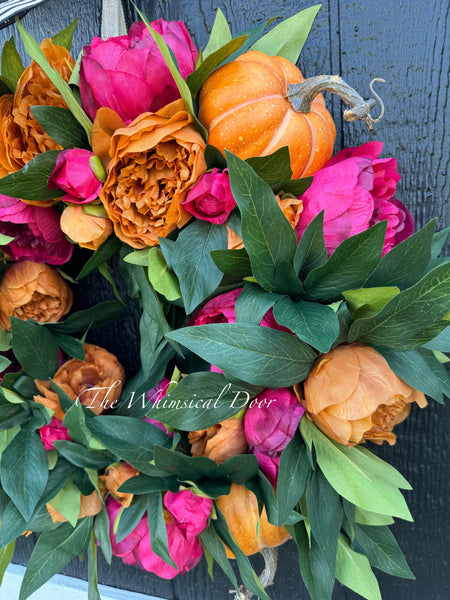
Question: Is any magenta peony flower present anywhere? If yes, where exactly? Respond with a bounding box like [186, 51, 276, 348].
[105, 495, 204, 578]
[39, 417, 71, 450]
[244, 388, 305, 485]
[79, 20, 198, 123]
[183, 169, 235, 224]
[0, 196, 73, 265]
[296, 141, 414, 256]
[47, 149, 103, 204]
[163, 490, 212, 539]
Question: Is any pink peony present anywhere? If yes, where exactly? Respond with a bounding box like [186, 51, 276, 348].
[105, 494, 204, 578]
[244, 388, 305, 485]
[48, 149, 103, 204]
[163, 490, 212, 539]
[296, 141, 414, 256]
[144, 377, 172, 436]
[183, 169, 235, 224]
[39, 416, 71, 450]
[79, 20, 198, 124]
[0, 196, 73, 265]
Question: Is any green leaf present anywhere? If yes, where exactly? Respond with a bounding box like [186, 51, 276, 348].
[226, 151, 297, 291]
[365, 220, 436, 289]
[87, 530, 101, 600]
[0, 539, 15, 586]
[52, 332, 85, 360]
[0, 355, 11, 373]
[422, 325, 450, 352]
[211, 248, 252, 278]
[115, 495, 147, 543]
[273, 298, 339, 353]
[287, 520, 335, 600]
[147, 248, 181, 301]
[352, 523, 414, 579]
[187, 35, 248, 97]
[251, 5, 321, 63]
[146, 493, 177, 568]
[272, 176, 312, 197]
[123, 248, 150, 267]
[1, 37, 24, 90]
[276, 433, 309, 526]
[303, 222, 387, 301]
[202, 8, 232, 58]
[134, 265, 171, 337]
[274, 260, 304, 296]
[294, 211, 327, 279]
[418, 347, 450, 398]
[301, 420, 412, 520]
[376, 347, 444, 403]
[0, 233, 14, 246]
[354, 507, 394, 526]
[53, 440, 111, 470]
[51, 18, 78, 51]
[76, 237, 122, 280]
[335, 534, 382, 600]
[10, 318, 59, 379]
[0, 150, 64, 201]
[1, 425, 49, 520]
[46, 301, 125, 334]
[201, 522, 239, 589]
[86, 416, 171, 475]
[171, 220, 227, 313]
[19, 518, 93, 600]
[348, 263, 450, 349]
[94, 507, 112, 564]
[31, 106, 90, 149]
[204, 143, 228, 170]
[234, 283, 283, 324]
[246, 147, 292, 187]
[430, 226, 450, 259]
[146, 371, 258, 430]
[16, 20, 93, 143]
[118, 474, 178, 495]
[167, 323, 317, 387]
[46, 475, 81, 527]
[343, 287, 400, 319]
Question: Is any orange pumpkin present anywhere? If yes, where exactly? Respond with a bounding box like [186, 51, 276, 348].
[215, 483, 290, 558]
[198, 50, 336, 178]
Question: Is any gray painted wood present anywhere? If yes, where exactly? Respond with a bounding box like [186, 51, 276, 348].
[2, 0, 449, 599]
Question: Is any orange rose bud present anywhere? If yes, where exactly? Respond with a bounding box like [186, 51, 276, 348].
[47, 490, 103, 524]
[100, 462, 140, 508]
[0, 261, 72, 331]
[95, 99, 206, 248]
[60, 204, 113, 250]
[188, 418, 248, 463]
[34, 343, 124, 420]
[0, 40, 75, 177]
[301, 342, 427, 446]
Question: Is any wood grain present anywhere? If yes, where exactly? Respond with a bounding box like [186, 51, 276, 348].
[3, 0, 449, 598]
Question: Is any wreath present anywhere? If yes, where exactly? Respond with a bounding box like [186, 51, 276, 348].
[0, 5, 448, 600]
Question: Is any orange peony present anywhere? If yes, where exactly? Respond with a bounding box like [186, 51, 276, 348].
[0, 261, 72, 330]
[100, 462, 140, 508]
[93, 99, 206, 248]
[188, 418, 248, 463]
[0, 39, 75, 175]
[60, 204, 113, 250]
[300, 342, 427, 446]
[34, 343, 124, 420]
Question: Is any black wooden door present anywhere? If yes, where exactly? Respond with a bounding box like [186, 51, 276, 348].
[5, 0, 449, 599]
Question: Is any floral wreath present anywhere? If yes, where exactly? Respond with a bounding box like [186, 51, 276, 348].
[0, 4, 448, 600]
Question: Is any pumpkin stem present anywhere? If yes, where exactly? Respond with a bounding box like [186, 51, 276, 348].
[286, 75, 385, 130]
[231, 547, 278, 599]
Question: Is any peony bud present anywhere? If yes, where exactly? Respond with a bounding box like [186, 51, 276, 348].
[183, 169, 235, 224]
[48, 149, 103, 204]
[60, 204, 113, 251]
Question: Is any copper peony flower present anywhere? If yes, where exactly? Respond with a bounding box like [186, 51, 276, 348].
[60, 204, 113, 251]
[188, 418, 248, 463]
[34, 343, 124, 420]
[0, 261, 72, 330]
[92, 99, 206, 248]
[300, 342, 427, 446]
[47, 490, 103, 523]
[100, 462, 140, 508]
[0, 39, 75, 175]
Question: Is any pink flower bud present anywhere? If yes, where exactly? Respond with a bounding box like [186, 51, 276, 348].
[39, 417, 71, 450]
[163, 490, 212, 539]
[183, 169, 236, 224]
[48, 149, 103, 204]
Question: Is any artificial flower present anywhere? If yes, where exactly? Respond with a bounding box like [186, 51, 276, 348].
[39, 416, 71, 450]
[188, 418, 248, 463]
[79, 20, 197, 123]
[0, 196, 74, 264]
[100, 462, 140, 508]
[0, 39, 74, 175]
[48, 149, 103, 203]
[183, 168, 235, 224]
[47, 490, 103, 523]
[144, 377, 172, 434]
[296, 141, 414, 255]
[34, 343, 125, 420]
[300, 342, 427, 446]
[0, 261, 72, 331]
[244, 388, 305, 484]
[60, 204, 113, 250]
[163, 490, 212, 539]
[93, 99, 206, 248]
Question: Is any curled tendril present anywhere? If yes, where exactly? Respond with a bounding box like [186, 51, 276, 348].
[368, 77, 386, 123]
